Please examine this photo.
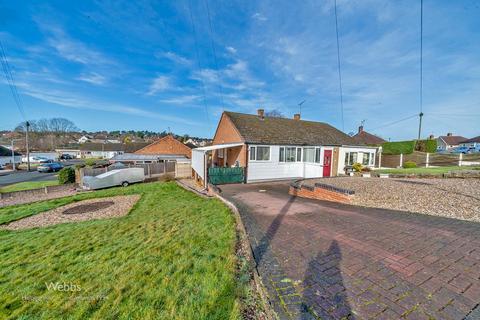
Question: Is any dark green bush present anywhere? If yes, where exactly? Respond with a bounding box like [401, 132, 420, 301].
[382, 141, 415, 155]
[58, 167, 76, 184]
[403, 161, 417, 169]
[84, 158, 97, 167]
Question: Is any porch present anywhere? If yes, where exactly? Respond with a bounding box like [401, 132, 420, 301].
[192, 143, 246, 187]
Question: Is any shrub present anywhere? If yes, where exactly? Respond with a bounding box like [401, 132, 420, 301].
[415, 139, 437, 153]
[403, 161, 417, 169]
[352, 162, 363, 172]
[382, 141, 415, 155]
[58, 167, 76, 184]
[84, 158, 97, 167]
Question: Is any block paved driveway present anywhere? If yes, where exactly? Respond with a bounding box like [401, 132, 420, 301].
[220, 181, 480, 320]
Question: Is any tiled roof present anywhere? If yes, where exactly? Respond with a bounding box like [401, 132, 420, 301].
[78, 143, 149, 152]
[439, 136, 467, 145]
[352, 131, 386, 145]
[224, 111, 355, 146]
[460, 135, 480, 143]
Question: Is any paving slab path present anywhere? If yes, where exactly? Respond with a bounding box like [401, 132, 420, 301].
[220, 181, 480, 320]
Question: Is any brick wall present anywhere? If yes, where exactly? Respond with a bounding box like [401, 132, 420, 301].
[212, 113, 247, 166]
[289, 183, 353, 204]
[134, 135, 192, 158]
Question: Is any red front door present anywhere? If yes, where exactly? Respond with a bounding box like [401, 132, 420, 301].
[323, 150, 332, 177]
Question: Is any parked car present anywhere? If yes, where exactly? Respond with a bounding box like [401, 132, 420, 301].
[59, 154, 73, 160]
[83, 168, 144, 190]
[451, 146, 471, 154]
[37, 162, 64, 173]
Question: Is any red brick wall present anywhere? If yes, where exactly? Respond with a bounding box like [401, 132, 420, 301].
[289, 185, 352, 204]
[212, 113, 247, 166]
[134, 135, 192, 158]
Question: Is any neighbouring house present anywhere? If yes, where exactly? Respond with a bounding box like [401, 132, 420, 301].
[459, 136, 480, 149]
[0, 145, 22, 167]
[56, 142, 149, 159]
[352, 125, 386, 145]
[436, 133, 467, 152]
[135, 135, 194, 158]
[78, 135, 93, 144]
[192, 109, 378, 186]
[110, 153, 190, 164]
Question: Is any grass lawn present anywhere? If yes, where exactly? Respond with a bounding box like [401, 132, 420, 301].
[375, 166, 480, 175]
[0, 180, 59, 193]
[0, 182, 243, 319]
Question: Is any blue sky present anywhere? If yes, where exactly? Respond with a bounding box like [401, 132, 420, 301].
[1, 0, 479, 140]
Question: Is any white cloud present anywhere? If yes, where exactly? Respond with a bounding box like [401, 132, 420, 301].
[226, 46, 237, 54]
[157, 51, 192, 66]
[16, 81, 198, 126]
[252, 12, 267, 21]
[160, 95, 201, 105]
[42, 26, 113, 66]
[77, 72, 106, 85]
[147, 75, 171, 95]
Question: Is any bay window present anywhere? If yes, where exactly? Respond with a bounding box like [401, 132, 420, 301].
[285, 147, 296, 162]
[250, 146, 270, 161]
[303, 148, 315, 163]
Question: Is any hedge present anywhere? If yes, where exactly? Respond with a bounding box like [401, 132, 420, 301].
[382, 141, 415, 155]
[58, 167, 76, 184]
[415, 139, 437, 153]
[382, 139, 437, 155]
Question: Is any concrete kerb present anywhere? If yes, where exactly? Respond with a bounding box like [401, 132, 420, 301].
[209, 186, 279, 320]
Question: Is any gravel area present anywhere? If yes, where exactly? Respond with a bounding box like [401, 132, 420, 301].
[303, 177, 480, 222]
[0, 189, 77, 207]
[1, 195, 140, 230]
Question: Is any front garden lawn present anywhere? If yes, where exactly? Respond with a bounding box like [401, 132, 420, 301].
[375, 166, 480, 175]
[0, 182, 241, 319]
[0, 180, 59, 193]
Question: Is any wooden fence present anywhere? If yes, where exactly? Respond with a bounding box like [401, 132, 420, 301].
[380, 151, 480, 168]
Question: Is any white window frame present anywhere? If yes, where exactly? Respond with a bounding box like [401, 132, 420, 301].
[303, 147, 315, 163]
[285, 147, 296, 162]
[315, 147, 321, 163]
[344, 152, 358, 166]
[249, 145, 271, 162]
[279, 147, 285, 162]
[296, 147, 302, 162]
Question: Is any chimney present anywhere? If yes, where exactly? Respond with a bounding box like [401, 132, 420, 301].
[293, 113, 301, 120]
[257, 109, 264, 119]
[358, 125, 364, 134]
[447, 132, 452, 136]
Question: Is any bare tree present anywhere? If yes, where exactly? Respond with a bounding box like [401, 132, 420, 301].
[265, 109, 286, 118]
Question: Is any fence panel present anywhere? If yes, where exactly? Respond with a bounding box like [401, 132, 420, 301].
[429, 153, 459, 167]
[175, 162, 192, 178]
[208, 167, 244, 185]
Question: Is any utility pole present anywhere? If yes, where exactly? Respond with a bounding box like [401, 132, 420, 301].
[417, 112, 424, 140]
[25, 121, 30, 171]
[11, 140, 15, 171]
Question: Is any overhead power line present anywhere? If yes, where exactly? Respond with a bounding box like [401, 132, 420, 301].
[334, 0, 345, 132]
[204, 0, 226, 111]
[370, 114, 418, 132]
[0, 40, 27, 120]
[417, 0, 424, 140]
[187, 0, 211, 130]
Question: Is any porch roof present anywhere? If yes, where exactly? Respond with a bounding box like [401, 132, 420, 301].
[193, 142, 244, 152]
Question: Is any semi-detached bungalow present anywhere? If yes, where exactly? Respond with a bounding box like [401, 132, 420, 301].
[192, 109, 377, 186]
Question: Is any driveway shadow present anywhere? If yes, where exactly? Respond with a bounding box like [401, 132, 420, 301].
[300, 240, 353, 319]
[252, 195, 295, 266]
